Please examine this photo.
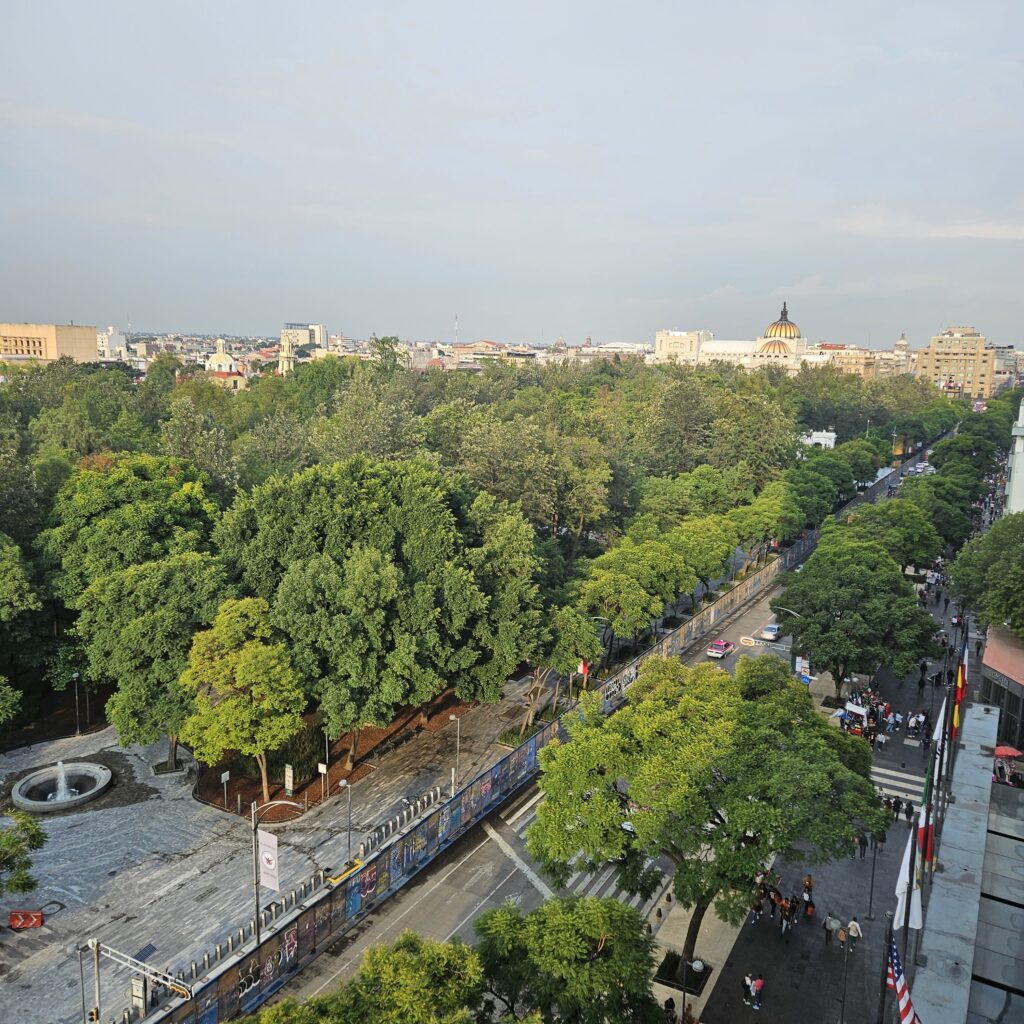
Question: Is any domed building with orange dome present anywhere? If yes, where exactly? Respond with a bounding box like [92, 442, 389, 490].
[655, 302, 831, 373]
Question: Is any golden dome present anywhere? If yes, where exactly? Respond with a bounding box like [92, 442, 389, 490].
[756, 338, 794, 356]
[763, 302, 801, 339]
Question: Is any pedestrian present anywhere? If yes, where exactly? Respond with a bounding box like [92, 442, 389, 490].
[894, 711, 903, 732]
[802, 873, 814, 897]
[838, 923, 848, 950]
[922, 734, 931, 757]
[935, 590, 943, 607]
[779, 899, 792, 939]
[975, 638, 983, 658]
[947, 667, 955, 686]
[886, 713, 895, 734]
[823, 911, 839, 944]
[883, 796, 893, 815]
[893, 796, 903, 820]
[752, 975, 764, 1010]
[858, 832, 868, 859]
[944, 596, 950, 613]
[919, 659, 928, 681]
[750, 893, 763, 923]
[905, 800, 914, 825]
[664, 996, 677, 1023]
[743, 973, 753, 1006]
[848, 917, 863, 950]
[873, 828, 887, 854]
[789, 893, 801, 927]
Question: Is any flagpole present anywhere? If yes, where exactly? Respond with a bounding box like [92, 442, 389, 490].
[900, 802, 919, 965]
[876, 910, 894, 1024]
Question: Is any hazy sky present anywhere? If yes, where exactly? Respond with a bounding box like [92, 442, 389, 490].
[3, 2, 1022, 346]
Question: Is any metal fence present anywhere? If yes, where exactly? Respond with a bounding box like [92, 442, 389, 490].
[141, 462, 906, 1024]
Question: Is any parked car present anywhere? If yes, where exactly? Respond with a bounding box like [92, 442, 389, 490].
[760, 622, 782, 642]
[706, 639, 736, 659]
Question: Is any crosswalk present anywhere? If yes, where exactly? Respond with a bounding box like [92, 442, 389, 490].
[871, 763, 927, 804]
[500, 786, 673, 927]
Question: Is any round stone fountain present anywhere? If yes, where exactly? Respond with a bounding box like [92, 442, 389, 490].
[12, 760, 112, 813]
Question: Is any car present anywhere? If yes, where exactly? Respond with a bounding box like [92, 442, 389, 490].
[706, 639, 735, 659]
[760, 623, 782, 642]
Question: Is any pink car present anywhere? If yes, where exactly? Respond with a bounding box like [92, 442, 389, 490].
[706, 639, 735, 659]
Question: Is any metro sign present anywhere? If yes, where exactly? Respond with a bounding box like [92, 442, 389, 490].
[9, 910, 44, 929]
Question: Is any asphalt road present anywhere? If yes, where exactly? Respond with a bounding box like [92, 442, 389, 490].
[272, 578, 793, 1007]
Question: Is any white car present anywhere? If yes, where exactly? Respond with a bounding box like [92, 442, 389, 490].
[760, 623, 782, 642]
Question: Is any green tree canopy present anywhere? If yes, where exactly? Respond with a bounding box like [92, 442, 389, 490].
[217, 458, 543, 759]
[75, 552, 232, 767]
[843, 498, 943, 571]
[475, 896, 659, 1023]
[0, 811, 47, 897]
[181, 597, 306, 802]
[772, 533, 936, 698]
[526, 656, 885, 973]
[949, 512, 1024, 639]
[38, 453, 221, 607]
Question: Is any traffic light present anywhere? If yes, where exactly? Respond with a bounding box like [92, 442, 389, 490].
[87, 1010, 99, 1022]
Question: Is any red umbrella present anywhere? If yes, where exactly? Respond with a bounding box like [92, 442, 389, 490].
[995, 745, 1023, 759]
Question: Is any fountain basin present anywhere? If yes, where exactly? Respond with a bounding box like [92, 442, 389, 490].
[12, 762, 113, 813]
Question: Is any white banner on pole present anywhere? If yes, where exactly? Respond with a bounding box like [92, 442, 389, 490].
[258, 829, 280, 891]
[893, 829, 922, 930]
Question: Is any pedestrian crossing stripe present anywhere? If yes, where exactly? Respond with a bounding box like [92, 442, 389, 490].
[871, 765, 926, 803]
[503, 799, 672, 926]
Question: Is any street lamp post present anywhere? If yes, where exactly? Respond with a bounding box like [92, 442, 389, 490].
[866, 839, 878, 920]
[839, 940, 852, 1024]
[251, 799, 302, 948]
[338, 779, 352, 864]
[71, 672, 81, 736]
[449, 714, 460, 796]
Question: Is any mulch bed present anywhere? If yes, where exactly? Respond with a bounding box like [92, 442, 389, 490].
[193, 689, 474, 823]
[654, 951, 714, 995]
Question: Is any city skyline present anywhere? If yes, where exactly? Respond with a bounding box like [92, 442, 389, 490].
[3, 2, 1023, 344]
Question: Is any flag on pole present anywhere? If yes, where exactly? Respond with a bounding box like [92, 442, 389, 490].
[932, 697, 947, 779]
[887, 934, 922, 1023]
[950, 651, 968, 742]
[894, 829, 923, 930]
[916, 800, 933, 865]
[258, 828, 280, 891]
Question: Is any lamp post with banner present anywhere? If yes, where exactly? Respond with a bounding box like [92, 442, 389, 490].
[251, 799, 302, 948]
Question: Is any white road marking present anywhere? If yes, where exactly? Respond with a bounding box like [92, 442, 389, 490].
[445, 868, 518, 939]
[482, 822, 554, 898]
[506, 788, 545, 825]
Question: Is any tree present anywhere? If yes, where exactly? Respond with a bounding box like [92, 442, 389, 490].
[0, 532, 43, 681]
[526, 656, 884, 975]
[0, 811, 47, 896]
[844, 499, 942, 571]
[233, 411, 309, 491]
[38, 454, 221, 608]
[218, 459, 543, 763]
[474, 896, 660, 1023]
[75, 552, 232, 767]
[161, 395, 238, 498]
[0, 676, 21, 727]
[771, 533, 936, 699]
[949, 512, 1024, 638]
[180, 598, 306, 803]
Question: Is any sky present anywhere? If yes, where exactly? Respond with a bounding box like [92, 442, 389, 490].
[2, 1, 1023, 347]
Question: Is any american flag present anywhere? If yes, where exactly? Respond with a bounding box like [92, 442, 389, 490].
[887, 936, 921, 1023]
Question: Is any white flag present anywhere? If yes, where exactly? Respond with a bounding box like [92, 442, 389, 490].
[258, 829, 280, 891]
[894, 829, 922, 930]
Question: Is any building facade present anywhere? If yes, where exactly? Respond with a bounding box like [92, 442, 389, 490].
[653, 306, 917, 378]
[280, 323, 327, 351]
[0, 322, 98, 363]
[914, 326, 997, 399]
[1005, 401, 1024, 515]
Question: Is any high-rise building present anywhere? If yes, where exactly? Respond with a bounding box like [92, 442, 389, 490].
[280, 323, 327, 350]
[0, 322, 98, 363]
[914, 327, 997, 399]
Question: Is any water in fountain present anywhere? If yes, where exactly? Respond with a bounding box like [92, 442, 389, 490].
[47, 761, 79, 802]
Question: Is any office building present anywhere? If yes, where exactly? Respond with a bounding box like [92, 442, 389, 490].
[914, 327, 997, 399]
[280, 323, 327, 351]
[0, 322, 98, 363]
